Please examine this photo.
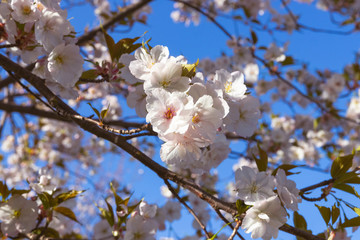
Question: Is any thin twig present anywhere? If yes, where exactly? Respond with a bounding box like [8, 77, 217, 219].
[228, 220, 241, 240]
[214, 209, 245, 240]
[280, 0, 353, 35]
[171, 0, 233, 39]
[163, 179, 211, 239]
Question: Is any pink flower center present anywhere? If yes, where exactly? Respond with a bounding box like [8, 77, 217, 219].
[164, 107, 176, 120]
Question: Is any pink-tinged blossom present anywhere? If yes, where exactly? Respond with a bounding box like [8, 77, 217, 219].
[223, 95, 261, 137]
[11, 0, 40, 23]
[160, 133, 202, 167]
[129, 45, 169, 81]
[0, 195, 38, 237]
[275, 169, 302, 211]
[146, 88, 192, 136]
[47, 43, 84, 88]
[241, 196, 287, 240]
[124, 215, 157, 240]
[144, 59, 190, 93]
[211, 69, 247, 101]
[35, 9, 72, 52]
[235, 166, 276, 205]
[188, 95, 223, 145]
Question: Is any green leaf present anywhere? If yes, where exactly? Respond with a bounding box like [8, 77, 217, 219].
[10, 189, 31, 195]
[97, 204, 114, 227]
[294, 211, 307, 230]
[332, 204, 340, 225]
[182, 60, 198, 78]
[34, 227, 60, 238]
[340, 216, 360, 228]
[127, 200, 142, 214]
[272, 164, 302, 176]
[112, 37, 141, 60]
[236, 199, 249, 215]
[293, 211, 308, 240]
[104, 198, 115, 226]
[335, 171, 360, 184]
[313, 118, 319, 130]
[110, 182, 123, 207]
[54, 206, 80, 223]
[87, 103, 101, 120]
[334, 183, 360, 198]
[103, 31, 116, 61]
[253, 143, 268, 172]
[56, 190, 85, 205]
[315, 204, 331, 225]
[354, 207, 360, 217]
[0, 181, 11, 200]
[80, 69, 98, 80]
[38, 192, 53, 209]
[250, 30, 257, 44]
[281, 56, 294, 66]
[331, 153, 354, 178]
[100, 104, 110, 120]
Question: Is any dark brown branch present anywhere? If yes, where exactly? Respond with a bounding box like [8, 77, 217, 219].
[300, 179, 335, 193]
[164, 179, 211, 239]
[279, 224, 324, 240]
[0, 102, 154, 132]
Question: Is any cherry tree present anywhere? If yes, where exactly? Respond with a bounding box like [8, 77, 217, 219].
[0, 0, 359, 239]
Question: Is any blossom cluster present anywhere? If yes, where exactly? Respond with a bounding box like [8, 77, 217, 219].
[234, 167, 302, 240]
[126, 45, 260, 172]
[0, 0, 83, 98]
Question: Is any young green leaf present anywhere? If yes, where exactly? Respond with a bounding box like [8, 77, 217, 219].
[315, 204, 331, 225]
[332, 204, 340, 225]
[331, 153, 354, 178]
[253, 143, 268, 172]
[54, 206, 80, 223]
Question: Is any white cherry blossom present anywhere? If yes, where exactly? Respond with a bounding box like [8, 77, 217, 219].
[11, 0, 40, 24]
[35, 9, 72, 52]
[223, 95, 261, 137]
[0, 195, 38, 237]
[235, 166, 276, 205]
[144, 59, 190, 93]
[241, 196, 287, 240]
[129, 45, 170, 81]
[47, 43, 84, 88]
[211, 69, 247, 101]
[275, 169, 302, 211]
